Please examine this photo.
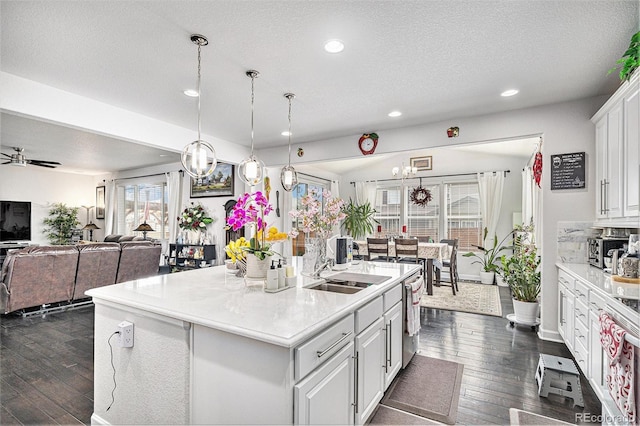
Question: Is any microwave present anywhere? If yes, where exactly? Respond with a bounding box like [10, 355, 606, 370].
[587, 238, 627, 269]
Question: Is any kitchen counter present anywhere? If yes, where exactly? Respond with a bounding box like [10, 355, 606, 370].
[556, 262, 639, 320]
[87, 258, 420, 347]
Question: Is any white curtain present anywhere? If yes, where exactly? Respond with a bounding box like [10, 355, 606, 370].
[166, 171, 183, 246]
[355, 181, 377, 206]
[104, 180, 117, 235]
[522, 167, 541, 243]
[477, 171, 505, 247]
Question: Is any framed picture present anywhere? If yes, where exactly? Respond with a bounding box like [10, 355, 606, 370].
[96, 186, 105, 219]
[191, 162, 235, 198]
[410, 156, 432, 171]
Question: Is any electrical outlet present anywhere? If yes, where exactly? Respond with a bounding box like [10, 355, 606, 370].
[117, 321, 134, 348]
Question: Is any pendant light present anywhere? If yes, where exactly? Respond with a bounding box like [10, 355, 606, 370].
[238, 70, 265, 187]
[181, 34, 217, 182]
[280, 93, 298, 192]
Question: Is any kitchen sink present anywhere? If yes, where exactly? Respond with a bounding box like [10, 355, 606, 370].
[306, 282, 364, 294]
[326, 272, 392, 285]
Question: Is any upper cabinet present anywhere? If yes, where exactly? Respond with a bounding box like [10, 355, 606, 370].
[591, 72, 640, 225]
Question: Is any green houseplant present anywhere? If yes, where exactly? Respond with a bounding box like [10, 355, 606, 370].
[340, 199, 378, 240]
[43, 203, 80, 245]
[463, 227, 511, 284]
[609, 30, 640, 82]
[501, 232, 541, 324]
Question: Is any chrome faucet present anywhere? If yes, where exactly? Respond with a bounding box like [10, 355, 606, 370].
[312, 258, 335, 278]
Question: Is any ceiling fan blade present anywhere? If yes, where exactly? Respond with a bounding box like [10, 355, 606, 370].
[1, 153, 12, 158]
[31, 163, 57, 169]
[28, 159, 62, 165]
[1, 161, 10, 165]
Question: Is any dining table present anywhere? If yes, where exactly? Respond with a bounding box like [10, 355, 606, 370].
[355, 240, 448, 295]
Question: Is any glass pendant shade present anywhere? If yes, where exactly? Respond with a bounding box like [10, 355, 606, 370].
[182, 140, 217, 181]
[280, 165, 298, 191]
[280, 92, 298, 192]
[238, 154, 265, 187]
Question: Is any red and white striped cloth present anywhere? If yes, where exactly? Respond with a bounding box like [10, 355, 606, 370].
[599, 311, 636, 423]
[407, 276, 424, 336]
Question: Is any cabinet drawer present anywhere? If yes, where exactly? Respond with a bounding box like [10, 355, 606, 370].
[589, 289, 606, 312]
[355, 296, 383, 334]
[383, 283, 402, 312]
[575, 298, 589, 328]
[295, 314, 354, 381]
[574, 315, 588, 351]
[574, 338, 589, 374]
[574, 279, 589, 305]
[558, 270, 575, 291]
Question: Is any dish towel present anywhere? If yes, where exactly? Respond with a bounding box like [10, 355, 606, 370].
[599, 311, 636, 424]
[407, 275, 424, 336]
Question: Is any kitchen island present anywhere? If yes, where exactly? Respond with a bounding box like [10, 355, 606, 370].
[87, 259, 421, 425]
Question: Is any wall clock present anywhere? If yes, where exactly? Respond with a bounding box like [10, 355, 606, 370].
[358, 133, 379, 155]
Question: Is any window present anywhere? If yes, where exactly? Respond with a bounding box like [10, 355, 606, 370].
[116, 182, 168, 240]
[371, 179, 481, 251]
[446, 182, 482, 251]
[373, 186, 401, 236]
[406, 184, 440, 241]
[290, 179, 330, 255]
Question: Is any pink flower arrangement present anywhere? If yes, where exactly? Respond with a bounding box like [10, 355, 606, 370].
[289, 189, 346, 238]
[226, 191, 275, 260]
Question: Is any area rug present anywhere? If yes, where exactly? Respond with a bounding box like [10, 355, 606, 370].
[369, 405, 443, 425]
[380, 354, 464, 425]
[509, 408, 574, 425]
[420, 281, 502, 317]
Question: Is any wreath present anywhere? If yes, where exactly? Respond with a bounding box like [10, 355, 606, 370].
[409, 186, 432, 207]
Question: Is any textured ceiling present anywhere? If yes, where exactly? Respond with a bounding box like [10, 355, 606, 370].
[0, 1, 638, 173]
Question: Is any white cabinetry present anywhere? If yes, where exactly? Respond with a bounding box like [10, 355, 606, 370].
[623, 83, 639, 217]
[383, 302, 403, 389]
[354, 317, 385, 425]
[592, 72, 640, 223]
[558, 271, 574, 351]
[295, 341, 355, 425]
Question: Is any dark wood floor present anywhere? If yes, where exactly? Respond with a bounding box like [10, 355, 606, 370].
[0, 287, 601, 425]
[419, 286, 601, 425]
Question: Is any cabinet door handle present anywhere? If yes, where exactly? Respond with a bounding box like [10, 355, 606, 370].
[317, 331, 352, 358]
[352, 352, 359, 413]
[603, 180, 610, 213]
[600, 180, 605, 214]
[387, 321, 392, 368]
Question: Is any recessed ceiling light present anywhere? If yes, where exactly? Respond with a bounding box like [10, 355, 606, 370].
[324, 39, 344, 53]
[388, 111, 402, 117]
[501, 89, 519, 97]
[183, 89, 199, 97]
[281, 131, 292, 136]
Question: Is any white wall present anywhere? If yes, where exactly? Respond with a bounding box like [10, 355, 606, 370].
[259, 96, 605, 341]
[0, 166, 102, 245]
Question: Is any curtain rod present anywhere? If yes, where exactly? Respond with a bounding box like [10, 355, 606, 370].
[349, 169, 510, 185]
[113, 170, 184, 182]
[298, 171, 333, 183]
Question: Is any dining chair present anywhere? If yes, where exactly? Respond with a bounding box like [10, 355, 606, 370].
[394, 238, 426, 276]
[411, 236, 432, 243]
[436, 239, 459, 295]
[352, 241, 365, 260]
[365, 238, 393, 262]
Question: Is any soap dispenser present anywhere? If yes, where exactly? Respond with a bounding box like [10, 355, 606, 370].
[266, 261, 279, 291]
[277, 259, 285, 288]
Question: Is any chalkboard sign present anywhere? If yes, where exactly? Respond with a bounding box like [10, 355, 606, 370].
[550, 152, 586, 190]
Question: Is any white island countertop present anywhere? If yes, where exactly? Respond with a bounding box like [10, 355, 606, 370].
[87, 259, 421, 348]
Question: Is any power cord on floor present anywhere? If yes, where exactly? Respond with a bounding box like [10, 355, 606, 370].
[106, 331, 120, 411]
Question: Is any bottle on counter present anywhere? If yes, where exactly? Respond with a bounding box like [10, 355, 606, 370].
[277, 259, 285, 288]
[266, 261, 279, 291]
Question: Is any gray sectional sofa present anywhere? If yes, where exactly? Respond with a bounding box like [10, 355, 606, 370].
[0, 241, 162, 314]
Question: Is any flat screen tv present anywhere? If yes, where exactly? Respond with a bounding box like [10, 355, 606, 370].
[0, 201, 32, 242]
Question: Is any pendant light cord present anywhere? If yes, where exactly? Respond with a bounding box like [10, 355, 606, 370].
[196, 42, 202, 141]
[250, 73, 255, 156]
[287, 96, 292, 166]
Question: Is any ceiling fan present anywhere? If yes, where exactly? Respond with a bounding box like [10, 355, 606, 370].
[1, 147, 61, 168]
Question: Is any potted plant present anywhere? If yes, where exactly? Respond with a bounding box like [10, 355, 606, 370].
[43, 203, 80, 245]
[608, 30, 640, 82]
[463, 227, 511, 284]
[501, 233, 541, 324]
[340, 199, 378, 240]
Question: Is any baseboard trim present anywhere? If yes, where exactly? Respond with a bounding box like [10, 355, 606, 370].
[91, 413, 110, 425]
[537, 326, 563, 343]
